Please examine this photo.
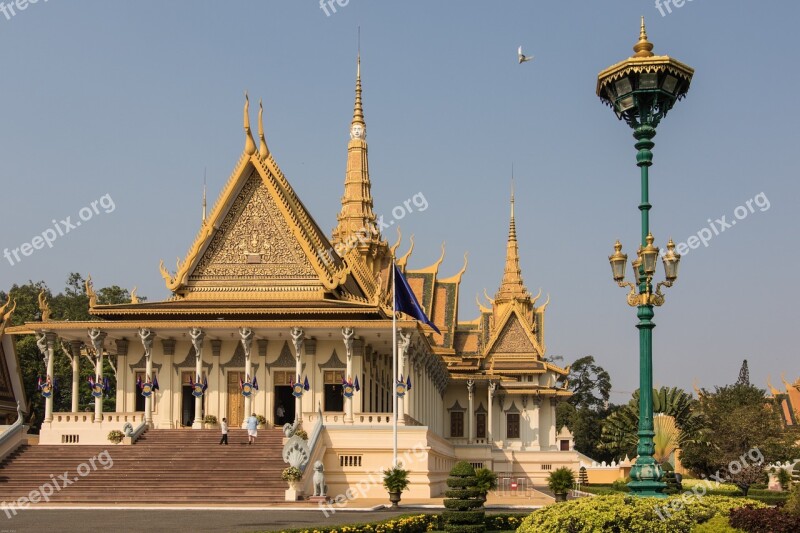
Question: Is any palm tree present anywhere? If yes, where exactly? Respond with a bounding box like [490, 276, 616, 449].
[599, 387, 704, 464]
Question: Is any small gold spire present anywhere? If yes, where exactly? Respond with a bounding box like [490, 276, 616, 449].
[202, 169, 207, 224]
[633, 16, 655, 58]
[258, 99, 269, 159]
[352, 55, 365, 127]
[496, 182, 529, 302]
[243, 92, 256, 156]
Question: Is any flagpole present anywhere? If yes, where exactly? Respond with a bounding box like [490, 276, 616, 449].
[392, 257, 398, 468]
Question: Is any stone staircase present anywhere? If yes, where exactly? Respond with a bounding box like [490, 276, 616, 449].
[0, 428, 287, 504]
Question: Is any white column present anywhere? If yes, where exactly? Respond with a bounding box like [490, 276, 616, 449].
[190, 328, 205, 428]
[343, 327, 355, 424]
[549, 398, 558, 451]
[88, 329, 106, 423]
[467, 380, 474, 443]
[68, 341, 82, 413]
[240, 328, 254, 422]
[487, 381, 496, 446]
[139, 329, 156, 427]
[39, 332, 56, 422]
[397, 330, 410, 426]
[537, 398, 546, 450]
[291, 327, 304, 422]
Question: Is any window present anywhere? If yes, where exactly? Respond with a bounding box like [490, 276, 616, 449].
[506, 413, 520, 439]
[476, 413, 486, 439]
[560, 439, 570, 451]
[450, 411, 464, 438]
[274, 371, 294, 385]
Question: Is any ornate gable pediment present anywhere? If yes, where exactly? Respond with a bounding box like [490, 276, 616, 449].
[489, 313, 537, 355]
[192, 171, 316, 281]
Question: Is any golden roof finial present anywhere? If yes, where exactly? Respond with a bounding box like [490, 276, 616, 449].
[243, 92, 256, 156]
[633, 16, 655, 58]
[496, 179, 529, 302]
[352, 55, 365, 128]
[258, 99, 270, 159]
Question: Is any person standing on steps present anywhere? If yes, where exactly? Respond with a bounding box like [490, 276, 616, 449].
[246, 413, 258, 445]
[219, 417, 229, 445]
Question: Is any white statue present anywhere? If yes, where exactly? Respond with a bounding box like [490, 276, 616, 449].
[312, 461, 327, 497]
[189, 327, 205, 359]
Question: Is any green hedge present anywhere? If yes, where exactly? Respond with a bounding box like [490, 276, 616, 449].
[444, 499, 484, 511]
[517, 494, 767, 533]
[271, 513, 528, 533]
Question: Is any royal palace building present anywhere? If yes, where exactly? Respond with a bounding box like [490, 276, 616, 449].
[2, 58, 585, 498]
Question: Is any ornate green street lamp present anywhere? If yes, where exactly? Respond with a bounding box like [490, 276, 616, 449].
[597, 18, 694, 497]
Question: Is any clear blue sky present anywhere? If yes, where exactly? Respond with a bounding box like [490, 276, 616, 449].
[1, 1, 797, 403]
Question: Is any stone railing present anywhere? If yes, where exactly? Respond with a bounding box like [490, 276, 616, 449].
[0, 409, 28, 461]
[303, 411, 394, 425]
[40, 412, 146, 445]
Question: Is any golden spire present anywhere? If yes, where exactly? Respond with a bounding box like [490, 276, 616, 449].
[258, 99, 269, 159]
[352, 54, 365, 129]
[496, 179, 529, 302]
[202, 168, 207, 224]
[243, 92, 256, 156]
[633, 16, 655, 58]
[331, 53, 381, 257]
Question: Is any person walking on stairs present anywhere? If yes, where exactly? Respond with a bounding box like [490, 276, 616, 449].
[246, 413, 258, 445]
[219, 417, 229, 445]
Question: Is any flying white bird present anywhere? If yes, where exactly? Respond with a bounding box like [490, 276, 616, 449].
[518, 46, 534, 64]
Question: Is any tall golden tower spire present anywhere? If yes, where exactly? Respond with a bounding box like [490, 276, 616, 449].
[496, 177, 529, 302]
[633, 16, 655, 58]
[331, 52, 383, 261]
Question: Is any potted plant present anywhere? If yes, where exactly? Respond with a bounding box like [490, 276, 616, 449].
[203, 415, 218, 427]
[547, 467, 575, 502]
[281, 466, 303, 490]
[295, 428, 308, 440]
[107, 430, 124, 444]
[474, 467, 498, 502]
[256, 415, 267, 428]
[383, 466, 410, 507]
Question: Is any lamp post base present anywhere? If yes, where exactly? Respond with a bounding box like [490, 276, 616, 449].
[629, 459, 666, 498]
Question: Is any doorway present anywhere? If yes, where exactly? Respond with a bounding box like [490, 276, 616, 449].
[323, 371, 343, 412]
[227, 371, 246, 427]
[273, 371, 295, 425]
[181, 371, 204, 427]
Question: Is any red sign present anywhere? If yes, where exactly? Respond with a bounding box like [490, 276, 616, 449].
[510, 482, 518, 490]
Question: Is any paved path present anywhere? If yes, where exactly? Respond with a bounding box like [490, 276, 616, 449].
[0, 491, 551, 532]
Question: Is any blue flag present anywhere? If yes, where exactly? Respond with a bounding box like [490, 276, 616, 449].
[354, 376, 360, 392]
[153, 374, 159, 391]
[253, 376, 259, 391]
[303, 376, 310, 391]
[202, 375, 208, 392]
[406, 375, 412, 391]
[393, 264, 441, 334]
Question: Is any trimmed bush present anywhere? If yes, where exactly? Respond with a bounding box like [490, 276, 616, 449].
[784, 486, 800, 516]
[443, 461, 485, 533]
[729, 506, 800, 533]
[517, 494, 767, 533]
[692, 514, 745, 532]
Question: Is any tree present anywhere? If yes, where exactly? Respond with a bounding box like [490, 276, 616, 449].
[599, 387, 704, 464]
[1, 274, 144, 432]
[567, 356, 611, 412]
[556, 356, 616, 462]
[679, 383, 800, 479]
[737, 359, 750, 387]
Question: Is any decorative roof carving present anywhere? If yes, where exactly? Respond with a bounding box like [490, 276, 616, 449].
[193, 172, 317, 280]
[172, 346, 212, 375]
[318, 349, 346, 370]
[492, 315, 535, 354]
[220, 342, 260, 373]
